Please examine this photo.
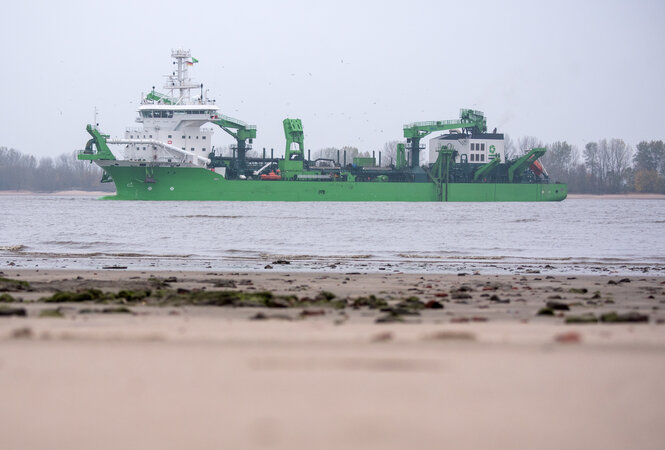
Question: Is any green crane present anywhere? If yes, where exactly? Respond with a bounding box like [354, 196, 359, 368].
[508, 148, 547, 182]
[403, 109, 487, 168]
[282, 118, 304, 160]
[78, 124, 115, 161]
[210, 114, 257, 168]
[278, 118, 305, 176]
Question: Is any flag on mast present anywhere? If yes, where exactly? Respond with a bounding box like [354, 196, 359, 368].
[186, 57, 198, 67]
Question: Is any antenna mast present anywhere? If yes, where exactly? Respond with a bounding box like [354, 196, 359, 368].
[167, 49, 198, 104]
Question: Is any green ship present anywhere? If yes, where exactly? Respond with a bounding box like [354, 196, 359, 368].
[78, 50, 566, 202]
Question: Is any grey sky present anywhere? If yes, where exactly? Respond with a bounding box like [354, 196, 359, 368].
[2, 0, 664, 159]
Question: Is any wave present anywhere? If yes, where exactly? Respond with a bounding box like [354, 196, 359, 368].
[398, 253, 507, 260]
[0, 244, 26, 252]
[42, 240, 117, 249]
[258, 253, 374, 260]
[6, 250, 193, 259]
[176, 215, 246, 219]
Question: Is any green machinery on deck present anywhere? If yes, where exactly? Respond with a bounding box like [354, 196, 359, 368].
[78, 108, 567, 202]
[210, 114, 257, 169]
[278, 118, 306, 178]
[403, 109, 487, 168]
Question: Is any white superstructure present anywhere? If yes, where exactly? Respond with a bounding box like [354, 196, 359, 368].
[110, 49, 219, 166]
[428, 132, 505, 164]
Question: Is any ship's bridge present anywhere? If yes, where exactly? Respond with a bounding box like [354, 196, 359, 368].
[137, 104, 220, 119]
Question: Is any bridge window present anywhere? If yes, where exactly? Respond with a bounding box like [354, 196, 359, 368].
[481, 143, 485, 151]
[168, 135, 172, 138]
[202, 136, 206, 140]
[154, 111, 162, 118]
[480, 154, 485, 162]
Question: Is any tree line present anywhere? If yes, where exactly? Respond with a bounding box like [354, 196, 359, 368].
[0, 147, 113, 192]
[527, 138, 664, 194]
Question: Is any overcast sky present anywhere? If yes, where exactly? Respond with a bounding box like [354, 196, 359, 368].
[2, 0, 664, 159]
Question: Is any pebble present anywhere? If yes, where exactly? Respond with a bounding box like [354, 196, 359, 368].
[554, 331, 582, 343]
[424, 330, 476, 341]
[11, 327, 32, 339]
[546, 301, 570, 311]
[370, 331, 393, 342]
[424, 300, 444, 309]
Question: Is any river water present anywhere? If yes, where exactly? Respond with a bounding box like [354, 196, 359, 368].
[1, 194, 664, 275]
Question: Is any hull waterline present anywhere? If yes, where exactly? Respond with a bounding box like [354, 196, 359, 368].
[101, 165, 567, 202]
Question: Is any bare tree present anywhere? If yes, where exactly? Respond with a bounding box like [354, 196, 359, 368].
[540, 141, 579, 182]
[603, 138, 632, 193]
[583, 139, 632, 193]
[517, 136, 544, 155]
[381, 140, 400, 166]
[503, 134, 517, 160]
[312, 147, 340, 160]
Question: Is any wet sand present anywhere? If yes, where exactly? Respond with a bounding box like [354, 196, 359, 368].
[1, 269, 664, 449]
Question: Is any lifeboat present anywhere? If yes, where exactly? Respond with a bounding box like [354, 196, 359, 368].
[260, 171, 282, 180]
[529, 160, 546, 177]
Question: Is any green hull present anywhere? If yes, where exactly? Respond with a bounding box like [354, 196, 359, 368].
[100, 165, 567, 201]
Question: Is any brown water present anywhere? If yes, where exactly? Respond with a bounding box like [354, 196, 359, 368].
[1, 195, 664, 275]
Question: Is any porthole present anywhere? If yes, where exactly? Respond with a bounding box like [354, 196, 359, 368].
[170, 186, 175, 191]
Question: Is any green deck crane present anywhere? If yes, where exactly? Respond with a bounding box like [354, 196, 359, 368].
[78, 124, 115, 161]
[278, 118, 305, 176]
[403, 109, 487, 168]
[210, 114, 257, 168]
[508, 148, 547, 182]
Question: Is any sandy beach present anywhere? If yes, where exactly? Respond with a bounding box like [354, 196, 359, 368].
[1, 269, 664, 449]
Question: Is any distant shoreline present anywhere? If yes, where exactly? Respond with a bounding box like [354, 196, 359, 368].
[567, 193, 665, 200]
[0, 190, 113, 196]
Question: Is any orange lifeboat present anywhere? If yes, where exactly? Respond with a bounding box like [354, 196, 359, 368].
[529, 160, 546, 177]
[261, 171, 282, 180]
